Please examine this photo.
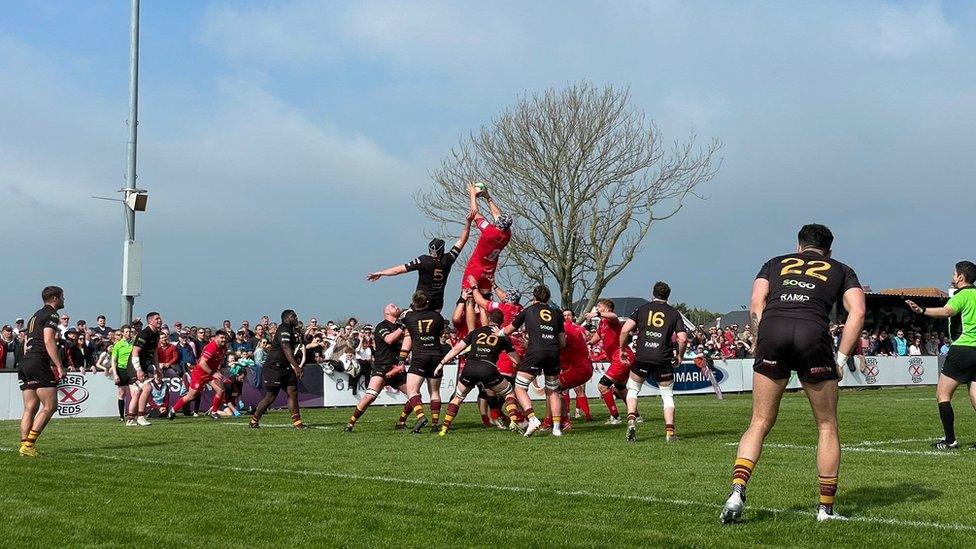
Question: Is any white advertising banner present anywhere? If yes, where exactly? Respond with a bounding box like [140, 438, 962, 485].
[0, 356, 941, 418]
[0, 372, 121, 420]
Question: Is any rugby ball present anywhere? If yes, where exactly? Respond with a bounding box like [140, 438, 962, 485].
[474, 182, 488, 196]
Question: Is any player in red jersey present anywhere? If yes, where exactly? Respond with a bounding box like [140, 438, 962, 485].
[586, 299, 634, 424]
[461, 184, 513, 295]
[562, 309, 593, 421]
[167, 330, 230, 420]
[540, 311, 593, 430]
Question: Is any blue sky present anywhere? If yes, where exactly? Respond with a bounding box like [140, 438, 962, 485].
[2, 1, 973, 326]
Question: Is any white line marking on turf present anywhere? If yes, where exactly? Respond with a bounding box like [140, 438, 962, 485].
[3, 446, 974, 533]
[220, 422, 334, 430]
[846, 439, 932, 447]
[724, 442, 958, 457]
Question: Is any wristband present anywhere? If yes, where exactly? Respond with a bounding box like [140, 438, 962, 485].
[398, 349, 409, 361]
[920, 307, 927, 315]
[132, 355, 142, 372]
[835, 352, 848, 369]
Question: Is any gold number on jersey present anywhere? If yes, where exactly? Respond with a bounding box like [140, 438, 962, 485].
[780, 258, 832, 282]
[418, 319, 434, 333]
[475, 333, 499, 346]
[540, 309, 552, 322]
[432, 269, 444, 282]
[647, 311, 665, 328]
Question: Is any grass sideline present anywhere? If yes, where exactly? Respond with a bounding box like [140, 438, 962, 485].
[2, 386, 975, 547]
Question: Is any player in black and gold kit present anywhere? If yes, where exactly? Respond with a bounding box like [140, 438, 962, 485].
[128, 311, 162, 426]
[435, 309, 522, 435]
[401, 291, 446, 433]
[721, 224, 865, 524]
[250, 309, 307, 429]
[618, 282, 688, 443]
[501, 285, 565, 437]
[17, 286, 66, 457]
[344, 303, 416, 432]
[365, 210, 475, 312]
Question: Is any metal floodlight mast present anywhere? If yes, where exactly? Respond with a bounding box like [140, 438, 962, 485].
[121, 0, 142, 326]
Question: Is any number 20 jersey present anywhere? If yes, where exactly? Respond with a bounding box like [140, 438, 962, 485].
[757, 251, 861, 330]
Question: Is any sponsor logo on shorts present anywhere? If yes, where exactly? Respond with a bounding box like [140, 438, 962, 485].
[57, 374, 90, 416]
[908, 358, 925, 383]
[864, 357, 878, 384]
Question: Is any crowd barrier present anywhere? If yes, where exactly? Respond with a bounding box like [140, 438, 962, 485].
[0, 356, 940, 420]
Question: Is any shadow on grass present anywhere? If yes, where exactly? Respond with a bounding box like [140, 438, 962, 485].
[842, 483, 941, 514]
[760, 482, 942, 520]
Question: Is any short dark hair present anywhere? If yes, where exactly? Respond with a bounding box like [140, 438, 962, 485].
[957, 261, 976, 284]
[121, 324, 131, 330]
[215, 330, 229, 338]
[533, 285, 551, 303]
[797, 224, 834, 251]
[652, 281, 671, 301]
[597, 298, 615, 311]
[412, 291, 429, 310]
[487, 309, 504, 325]
[281, 309, 296, 322]
[97, 315, 106, 321]
[146, 312, 160, 321]
[41, 286, 63, 302]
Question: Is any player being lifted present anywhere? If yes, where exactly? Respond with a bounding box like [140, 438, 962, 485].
[721, 224, 864, 524]
[436, 309, 522, 435]
[344, 304, 416, 432]
[400, 291, 445, 434]
[462, 183, 513, 295]
[366, 205, 476, 312]
[250, 309, 308, 429]
[17, 286, 66, 457]
[586, 299, 635, 424]
[617, 282, 688, 442]
[168, 330, 230, 420]
[501, 285, 565, 437]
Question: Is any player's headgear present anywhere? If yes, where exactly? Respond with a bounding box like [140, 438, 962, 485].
[494, 214, 513, 230]
[506, 288, 522, 305]
[428, 238, 446, 256]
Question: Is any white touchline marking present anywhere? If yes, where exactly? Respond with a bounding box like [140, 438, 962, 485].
[3, 446, 974, 533]
[846, 439, 932, 447]
[723, 442, 959, 457]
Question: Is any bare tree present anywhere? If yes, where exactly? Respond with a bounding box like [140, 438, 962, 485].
[415, 82, 721, 311]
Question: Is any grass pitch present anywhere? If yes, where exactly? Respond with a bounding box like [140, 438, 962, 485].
[2, 387, 976, 548]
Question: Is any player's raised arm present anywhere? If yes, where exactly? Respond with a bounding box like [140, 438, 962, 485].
[483, 189, 503, 221]
[906, 299, 956, 319]
[366, 264, 408, 282]
[454, 208, 476, 251]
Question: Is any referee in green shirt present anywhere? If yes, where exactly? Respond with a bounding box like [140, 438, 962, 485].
[906, 260, 976, 450]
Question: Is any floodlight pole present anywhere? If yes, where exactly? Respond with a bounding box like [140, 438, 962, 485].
[121, 0, 140, 326]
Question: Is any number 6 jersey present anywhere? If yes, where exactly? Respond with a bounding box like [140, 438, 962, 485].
[756, 250, 861, 329]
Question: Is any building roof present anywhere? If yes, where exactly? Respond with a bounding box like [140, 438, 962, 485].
[869, 287, 949, 299]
